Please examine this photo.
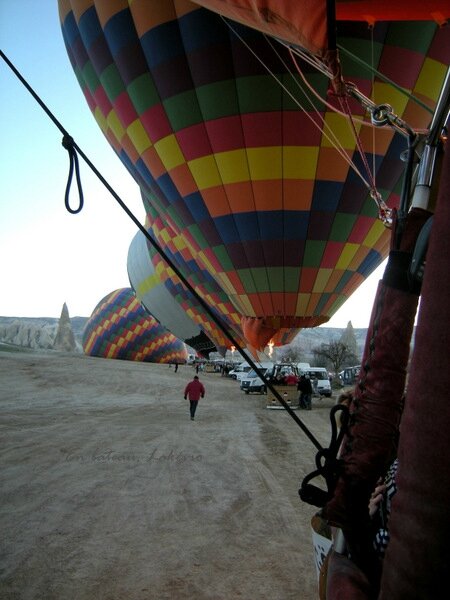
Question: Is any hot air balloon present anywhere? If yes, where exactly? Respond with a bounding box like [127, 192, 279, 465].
[82, 287, 188, 363]
[58, 0, 449, 349]
[127, 227, 221, 357]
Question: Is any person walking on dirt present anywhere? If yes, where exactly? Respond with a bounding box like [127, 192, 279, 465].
[184, 375, 205, 421]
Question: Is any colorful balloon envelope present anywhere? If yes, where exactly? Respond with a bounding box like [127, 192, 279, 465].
[142, 199, 255, 349]
[142, 201, 301, 352]
[190, 1, 450, 58]
[127, 228, 220, 357]
[59, 0, 449, 348]
[82, 288, 188, 363]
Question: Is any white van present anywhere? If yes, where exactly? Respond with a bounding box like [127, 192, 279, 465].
[298, 365, 332, 397]
[240, 362, 274, 394]
[339, 365, 360, 386]
[228, 362, 251, 380]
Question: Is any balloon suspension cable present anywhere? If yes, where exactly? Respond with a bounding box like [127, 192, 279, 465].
[337, 44, 435, 117]
[283, 44, 395, 226]
[224, 17, 396, 229]
[287, 43, 430, 136]
[337, 92, 395, 227]
[370, 189, 393, 227]
[346, 82, 418, 141]
[224, 17, 374, 190]
[0, 49, 323, 452]
[326, 64, 425, 228]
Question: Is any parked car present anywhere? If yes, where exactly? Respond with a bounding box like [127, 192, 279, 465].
[240, 362, 274, 394]
[228, 362, 251, 380]
[298, 366, 332, 397]
[339, 365, 361, 387]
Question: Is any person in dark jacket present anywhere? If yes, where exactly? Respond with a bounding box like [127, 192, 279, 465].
[184, 375, 205, 421]
[297, 375, 313, 410]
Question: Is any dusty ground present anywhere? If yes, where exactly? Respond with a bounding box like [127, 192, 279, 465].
[0, 351, 338, 600]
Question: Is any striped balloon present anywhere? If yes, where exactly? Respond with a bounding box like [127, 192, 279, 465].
[127, 228, 220, 356]
[82, 288, 188, 363]
[142, 201, 252, 349]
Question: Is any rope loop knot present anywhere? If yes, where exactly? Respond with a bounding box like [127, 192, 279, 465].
[62, 134, 84, 214]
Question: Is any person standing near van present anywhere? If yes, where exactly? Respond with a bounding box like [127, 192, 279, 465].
[312, 375, 319, 395]
[297, 375, 313, 410]
[184, 375, 205, 421]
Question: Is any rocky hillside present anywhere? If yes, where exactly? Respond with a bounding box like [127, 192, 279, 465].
[0, 312, 366, 359]
[0, 312, 87, 353]
[294, 326, 367, 357]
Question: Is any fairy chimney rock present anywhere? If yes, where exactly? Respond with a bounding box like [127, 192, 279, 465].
[53, 302, 77, 352]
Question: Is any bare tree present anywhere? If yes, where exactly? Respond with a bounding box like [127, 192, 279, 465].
[313, 340, 357, 375]
[279, 346, 303, 363]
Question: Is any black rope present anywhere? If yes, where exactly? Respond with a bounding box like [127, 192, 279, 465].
[299, 403, 350, 507]
[1, 49, 323, 452]
[0, 51, 85, 215]
[62, 135, 84, 214]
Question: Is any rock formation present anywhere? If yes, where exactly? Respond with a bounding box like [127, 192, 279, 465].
[0, 320, 55, 349]
[53, 303, 77, 352]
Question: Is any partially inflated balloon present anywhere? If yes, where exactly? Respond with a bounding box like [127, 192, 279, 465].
[59, 0, 449, 348]
[127, 229, 219, 356]
[83, 288, 188, 363]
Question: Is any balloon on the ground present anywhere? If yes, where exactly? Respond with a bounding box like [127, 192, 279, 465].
[127, 229, 218, 357]
[82, 288, 188, 363]
[59, 1, 449, 348]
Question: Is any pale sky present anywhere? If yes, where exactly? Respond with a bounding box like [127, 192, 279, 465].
[0, 0, 386, 328]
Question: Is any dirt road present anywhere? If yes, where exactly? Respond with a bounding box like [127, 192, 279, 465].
[0, 352, 337, 599]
